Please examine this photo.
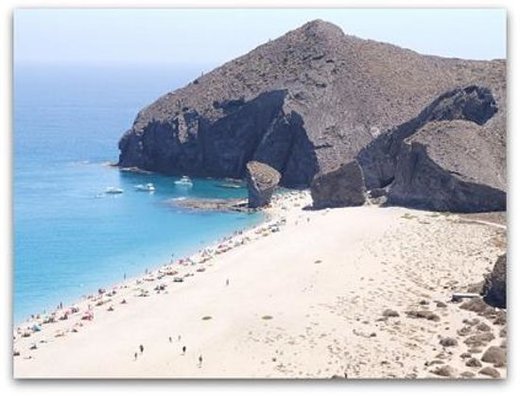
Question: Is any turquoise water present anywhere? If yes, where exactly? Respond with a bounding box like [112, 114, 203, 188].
[13, 64, 262, 324]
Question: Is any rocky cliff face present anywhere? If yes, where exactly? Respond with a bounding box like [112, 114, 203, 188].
[118, 19, 505, 192]
[355, 82, 506, 212]
[357, 85, 500, 189]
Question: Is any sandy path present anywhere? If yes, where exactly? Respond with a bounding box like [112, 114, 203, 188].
[13, 193, 506, 379]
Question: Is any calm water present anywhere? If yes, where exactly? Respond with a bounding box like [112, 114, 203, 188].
[13, 64, 262, 324]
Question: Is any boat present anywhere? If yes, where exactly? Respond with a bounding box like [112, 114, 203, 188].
[135, 183, 155, 192]
[105, 187, 124, 194]
[174, 176, 193, 187]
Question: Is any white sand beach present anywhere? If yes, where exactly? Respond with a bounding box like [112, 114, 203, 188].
[13, 192, 506, 379]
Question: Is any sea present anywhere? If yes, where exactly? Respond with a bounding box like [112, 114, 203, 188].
[13, 64, 263, 324]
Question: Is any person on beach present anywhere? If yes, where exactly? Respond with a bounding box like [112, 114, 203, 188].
[178, 335, 181, 342]
[134, 352, 138, 361]
[169, 336, 172, 343]
[182, 346, 186, 355]
[198, 355, 203, 368]
[139, 344, 144, 354]
[226, 278, 229, 286]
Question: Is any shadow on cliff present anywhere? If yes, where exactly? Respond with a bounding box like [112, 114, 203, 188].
[119, 89, 319, 188]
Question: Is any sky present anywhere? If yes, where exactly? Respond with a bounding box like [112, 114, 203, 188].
[14, 8, 507, 67]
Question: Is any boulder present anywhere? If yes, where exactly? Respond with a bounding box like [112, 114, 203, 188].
[465, 357, 482, 367]
[439, 337, 458, 347]
[310, 161, 366, 209]
[431, 365, 456, 377]
[381, 309, 400, 318]
[483, 254, 506, 308]
[464, 332, 495, 347]
[405, 310, 440, 322]
[481, 346, 506, 367]
[478, 366, 501, 379]
[245, 161, 281, 208]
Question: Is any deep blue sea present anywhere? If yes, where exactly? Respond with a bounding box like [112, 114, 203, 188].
[13, 64, 263, 324]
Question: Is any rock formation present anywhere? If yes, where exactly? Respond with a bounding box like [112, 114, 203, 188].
[166, 197, 249, 213]
[118, 19, 506, 207]
[245, 161, 281, 208]
[311, 161, 365, 209]
[483, 254, 506, 308]
[357, 85, 506, 212]
[310, 82, 506, 212]
[358, 85, 499, 189]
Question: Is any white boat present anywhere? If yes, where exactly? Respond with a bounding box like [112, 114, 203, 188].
[105, 187, 124, 194]
[135, 183, 155, 192]
[174, 176, 193, 187]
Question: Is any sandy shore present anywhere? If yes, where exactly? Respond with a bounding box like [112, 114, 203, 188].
[13, 191, 506, 379]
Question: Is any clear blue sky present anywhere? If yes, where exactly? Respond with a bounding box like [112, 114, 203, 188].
[14, 8, 506, 67]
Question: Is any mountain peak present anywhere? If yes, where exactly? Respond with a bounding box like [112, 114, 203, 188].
[301, 19, 344, 33]
[294, 19, 345, 41]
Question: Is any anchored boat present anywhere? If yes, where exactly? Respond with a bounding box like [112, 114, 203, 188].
[135, 183, 155, 192]
[174, 176, 193, 187]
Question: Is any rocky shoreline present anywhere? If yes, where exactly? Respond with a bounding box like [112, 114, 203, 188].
[165, 197, 252, 213]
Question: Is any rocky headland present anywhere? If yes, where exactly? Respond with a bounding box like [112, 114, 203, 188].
[117, 19, 505, 213]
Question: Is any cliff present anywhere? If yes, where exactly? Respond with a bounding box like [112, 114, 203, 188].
[356, 81, 506, 212]
[117, 19, 505, 192]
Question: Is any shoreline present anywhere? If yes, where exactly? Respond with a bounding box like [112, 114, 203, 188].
[13, 184, 274, 327]
[13, 191, 507, 378]
[12, 190, 298, 330]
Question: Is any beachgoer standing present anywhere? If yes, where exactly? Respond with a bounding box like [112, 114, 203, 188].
[169, 336, 172, 343]
[139, 344, 144, 354]
[226, 279, 229, 286]
[182, 346, 186, 355]
[134, 352, 138, 361]
[198, 355, 203, 368]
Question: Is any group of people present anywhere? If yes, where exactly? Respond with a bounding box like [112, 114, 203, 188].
[133, 337, 203, 368]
